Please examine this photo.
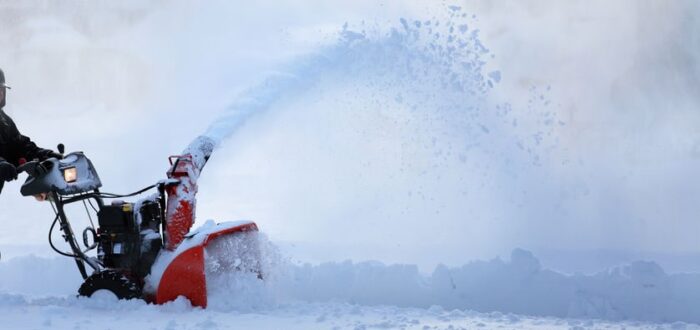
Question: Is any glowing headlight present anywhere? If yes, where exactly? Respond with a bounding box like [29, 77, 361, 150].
[63, 167, 77, 183]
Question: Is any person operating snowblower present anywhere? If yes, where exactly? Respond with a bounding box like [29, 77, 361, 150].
[7, 66, 262, 306]
[0, 68, 62, 194]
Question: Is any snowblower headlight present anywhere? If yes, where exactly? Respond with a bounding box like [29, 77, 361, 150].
[63, 167, 77, 183]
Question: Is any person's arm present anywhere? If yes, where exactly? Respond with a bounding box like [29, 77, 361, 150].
[5, 115, 59, 161]
[14, 131, 55, 160]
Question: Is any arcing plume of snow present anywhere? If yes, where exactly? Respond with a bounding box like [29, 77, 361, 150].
[201, 9, 508, 147]
[1, 249, 699, 324]
[191, 1, 700, 271]
[195, 6, 562, 269]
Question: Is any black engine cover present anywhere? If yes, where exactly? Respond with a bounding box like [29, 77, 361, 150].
[97, 201, 162, 278]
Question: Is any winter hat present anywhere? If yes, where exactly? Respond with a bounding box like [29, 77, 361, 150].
[0, 68, 10, 89]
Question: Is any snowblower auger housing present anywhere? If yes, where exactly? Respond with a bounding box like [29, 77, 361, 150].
[18, 136, 261, 308]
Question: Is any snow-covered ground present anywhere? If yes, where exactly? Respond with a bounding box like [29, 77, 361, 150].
[3, 297, 698, 330]
[1, 245, 699, 329]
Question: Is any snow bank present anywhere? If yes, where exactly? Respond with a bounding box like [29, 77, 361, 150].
[273, 249, 700, 324]
[0, 254, 82, 298]
[3, 248, 697, 324]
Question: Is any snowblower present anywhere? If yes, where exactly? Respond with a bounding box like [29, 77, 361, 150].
[16, 136, 261, 307]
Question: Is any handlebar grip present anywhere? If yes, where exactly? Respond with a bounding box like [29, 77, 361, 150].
[16, 161, 38, 175]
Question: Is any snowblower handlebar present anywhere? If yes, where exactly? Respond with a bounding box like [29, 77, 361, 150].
[16, 160, 38, 174]
[16, 159, 51, 177]
[18, 143, 65, 176]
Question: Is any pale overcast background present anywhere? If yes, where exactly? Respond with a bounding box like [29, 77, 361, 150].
[0, 0, 698, 273]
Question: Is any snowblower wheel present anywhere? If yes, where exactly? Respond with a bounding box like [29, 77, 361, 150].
[78, 270, 141, 300]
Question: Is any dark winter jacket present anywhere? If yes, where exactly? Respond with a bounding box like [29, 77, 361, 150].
[0, 108, 53, 194]
[0, 109, 49, 167]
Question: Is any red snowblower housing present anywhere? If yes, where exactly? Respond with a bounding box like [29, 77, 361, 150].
[150, 137, 259, 307]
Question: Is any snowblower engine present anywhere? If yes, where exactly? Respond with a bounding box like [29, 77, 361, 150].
[96, 200, 163, 279]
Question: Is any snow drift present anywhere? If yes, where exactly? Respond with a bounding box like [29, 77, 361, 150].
[276, 249, 700, 324]
[1, 248, 699, 324]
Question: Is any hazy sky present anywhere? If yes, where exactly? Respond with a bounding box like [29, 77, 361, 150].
[0, 0, 698, 272]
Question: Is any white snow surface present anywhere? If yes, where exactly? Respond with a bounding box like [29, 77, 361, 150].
[1, 245, 699, 328]
[1, 298, 697, 330]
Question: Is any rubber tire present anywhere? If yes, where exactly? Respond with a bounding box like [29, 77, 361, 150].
[78, 270, 141, 300]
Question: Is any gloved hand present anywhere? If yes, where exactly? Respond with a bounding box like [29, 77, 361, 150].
[38, 149, 62, 160]
[0, 161, 17, 182]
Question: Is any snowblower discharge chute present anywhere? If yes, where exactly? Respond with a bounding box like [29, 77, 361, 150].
[17, 136, 261, 308]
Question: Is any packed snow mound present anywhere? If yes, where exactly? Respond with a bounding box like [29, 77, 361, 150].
[0, 255, 82, 298]
[276, 250, 700, 324]
[2, 298, 694, 330]
[2, 249, 699, 324]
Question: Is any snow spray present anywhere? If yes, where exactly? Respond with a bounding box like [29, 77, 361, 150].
[199, 5, 559, 310]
